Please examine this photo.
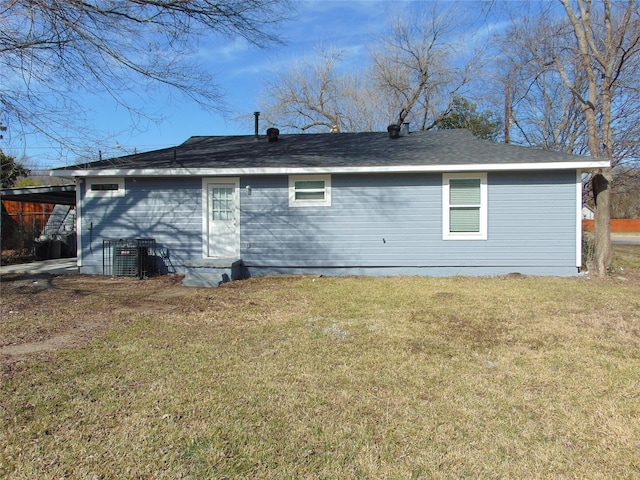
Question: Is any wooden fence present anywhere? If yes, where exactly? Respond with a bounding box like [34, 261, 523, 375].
[1, 201, 55, 251]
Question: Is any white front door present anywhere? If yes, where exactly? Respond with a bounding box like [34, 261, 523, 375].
[203, 178, 240, 258]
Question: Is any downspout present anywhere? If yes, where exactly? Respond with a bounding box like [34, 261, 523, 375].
[576, 171, 583, 273]
[75, 177, 83, 271]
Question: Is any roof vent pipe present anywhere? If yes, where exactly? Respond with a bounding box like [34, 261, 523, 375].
[401, 122, 410, 136]
[387, 124, 400, 139]
[254, 111, 260, 139]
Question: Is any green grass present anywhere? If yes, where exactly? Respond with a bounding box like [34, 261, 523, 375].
[1, 247, 640, 479]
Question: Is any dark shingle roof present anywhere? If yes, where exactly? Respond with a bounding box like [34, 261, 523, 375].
[58, 129, 589, 172]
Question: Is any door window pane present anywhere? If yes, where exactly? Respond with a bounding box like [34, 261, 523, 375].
[212, 187, 233, 221]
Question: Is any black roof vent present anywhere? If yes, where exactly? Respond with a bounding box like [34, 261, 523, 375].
[387, 124, 400, 139]
[267, 127, 280, 142]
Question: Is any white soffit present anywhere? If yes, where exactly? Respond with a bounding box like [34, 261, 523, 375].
[53, 160, 611, 177]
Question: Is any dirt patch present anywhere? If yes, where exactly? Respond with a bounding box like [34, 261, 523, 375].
[2, 331, 85, 355]
[0, 273, 187, 358]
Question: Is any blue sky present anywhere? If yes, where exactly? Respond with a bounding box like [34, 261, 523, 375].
[8, 0, 507, 169]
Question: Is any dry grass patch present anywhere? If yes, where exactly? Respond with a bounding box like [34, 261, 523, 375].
[1, 247, 639, 478]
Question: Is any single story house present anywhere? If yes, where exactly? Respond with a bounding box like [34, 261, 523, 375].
[52, 128, 609, 286]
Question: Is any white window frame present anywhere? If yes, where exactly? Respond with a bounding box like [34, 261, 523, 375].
[442, 172, 487, 240]
[86, 177, 125, 198]
[289, 175, 331, 207]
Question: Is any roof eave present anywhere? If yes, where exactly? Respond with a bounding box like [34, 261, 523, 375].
[51, 160, 611, 178]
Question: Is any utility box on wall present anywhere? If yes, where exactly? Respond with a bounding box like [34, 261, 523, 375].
[103, 238, 156, 278]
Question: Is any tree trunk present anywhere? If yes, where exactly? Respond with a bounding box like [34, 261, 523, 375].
[591, 168, 613, 276]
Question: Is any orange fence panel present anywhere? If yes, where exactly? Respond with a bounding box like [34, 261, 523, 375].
[583, 219, 640, 233]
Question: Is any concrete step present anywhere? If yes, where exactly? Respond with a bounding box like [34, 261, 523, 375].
[181, 258, 244, 287]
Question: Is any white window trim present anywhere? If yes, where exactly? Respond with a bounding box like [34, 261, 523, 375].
[442, 172, 487, 240]
[289, 175, 331, 207]
[86, 177, 125, 198]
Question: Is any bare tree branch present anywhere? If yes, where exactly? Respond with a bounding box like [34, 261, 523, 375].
[1, 0, 291, 156]
[259, 5, 487, 135]
[498, 0, 640, 275]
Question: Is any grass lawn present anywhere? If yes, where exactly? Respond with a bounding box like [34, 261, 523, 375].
[1, 247, 639, 479]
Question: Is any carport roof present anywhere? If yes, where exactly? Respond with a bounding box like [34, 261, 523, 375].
[0, 184, 76, 205]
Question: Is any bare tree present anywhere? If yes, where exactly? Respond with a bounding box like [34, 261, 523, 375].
[262, 49, 346, 132]
[259, 47, 384, 133]
[1, 0, 290, 154]
[556, 0, 639, 275]
[371, 6, 483, 130]
[499, 14, 589, 153]
[259, 5, 486, 134]
[611, 166, 640, 218]
[498, 1, 640, 275]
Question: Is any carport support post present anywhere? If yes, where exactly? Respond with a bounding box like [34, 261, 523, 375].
[19, 202, 24, 250]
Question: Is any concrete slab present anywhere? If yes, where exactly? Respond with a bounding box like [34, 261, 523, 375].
[0, 258, 78, 276]
[181, 258, 244, 287]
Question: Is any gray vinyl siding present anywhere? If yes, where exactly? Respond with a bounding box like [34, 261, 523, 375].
[78, 170, 579, 277]
[79, 177, 202, 274]
[240, 170, 578, 275]
[240, 174, 438, 267]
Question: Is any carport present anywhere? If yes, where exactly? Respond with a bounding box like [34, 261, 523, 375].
[0, 184, 76, 205]
[1, 184, 77, 259]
